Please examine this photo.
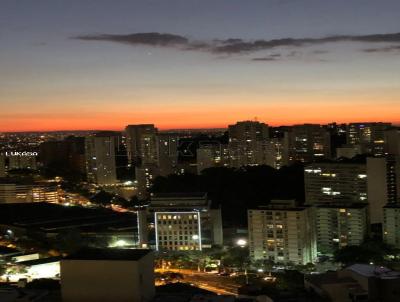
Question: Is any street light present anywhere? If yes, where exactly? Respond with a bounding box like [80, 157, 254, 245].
[236, 239, 247, 248]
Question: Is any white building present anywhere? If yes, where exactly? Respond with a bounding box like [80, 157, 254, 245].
[248, 200, 317, 265]
[150, 193, 223, 251]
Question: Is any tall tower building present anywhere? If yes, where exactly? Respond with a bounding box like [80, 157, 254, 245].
[385, 128, 400, 156]
[125, 124, 158, 166]
[85, 134, 117, 185]
[248, 200, 317, 265]
[157, 133, 179, 177]
[228, 121, 269, 167]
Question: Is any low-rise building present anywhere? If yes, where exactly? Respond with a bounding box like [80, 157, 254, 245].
[305, 264, 400, 302]
[61, 248, 155, 302]
[150, 193, 223, 251]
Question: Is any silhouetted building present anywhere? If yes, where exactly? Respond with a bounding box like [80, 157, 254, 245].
[125, 124, 158, 166]
[347, 122, 391, 156]
[287, 124, 331, 163]
[85, 134, 117, 185]
[228, 121, 269, 167]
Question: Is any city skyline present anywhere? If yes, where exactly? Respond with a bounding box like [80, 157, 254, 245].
[1, 0, 400, 131]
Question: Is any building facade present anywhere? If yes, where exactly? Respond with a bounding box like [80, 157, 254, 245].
[248, 200, 317, 265]
[314, 203, 368, 255]
[150, 193, 223, 251]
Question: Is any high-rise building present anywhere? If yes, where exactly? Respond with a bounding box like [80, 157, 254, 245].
[85, 134, 117, 185]
[383, 204, 400, 249]
[287, 124, 331, 163]
[197, 143, 229, 174]
[385, 128, 400, 156]
[314, 203, 368, 255]
[347, 123, 391, 156]
[150, 193, 223, 251]
[157, 133, 179, 177]
[304, 161, 368, 205]
[228, 121, 269, 167]
[248, 200, 317, 265]
[264, 138, 288, 169]
[125, 124, 158, 166]
[304, 157, 400, 224]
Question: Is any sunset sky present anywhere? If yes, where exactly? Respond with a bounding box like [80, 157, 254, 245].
[1, 0, 400, 131]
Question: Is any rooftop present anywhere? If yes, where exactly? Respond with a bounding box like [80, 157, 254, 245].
[64, 248, 152, 261]
[346, 264, 400, 279]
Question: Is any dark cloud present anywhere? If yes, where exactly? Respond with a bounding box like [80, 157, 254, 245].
[74, 31, 400, 55]
[363, 45, 400, 53]
[75, 32, 189, 47]
[213, 33, 400, 54]
[251, 57, 278, 61]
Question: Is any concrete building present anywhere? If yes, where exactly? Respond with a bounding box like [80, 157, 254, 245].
[304, 157, 400, 224]
[383, 203, 400, 248]
[85, 134, 117, 185]
[150, 193, 223, 251]
[287, 124, 331, 163]
[125, 124, 158, 166]
[304, 161, 368, 205]
[314, 203, 368, 255]
[228, 121, 269, 167]
[248, 200, 317, 265]
[61, 248, 155, 302]
[385, 128, 400, 156]
[305, 264, 400, 302]
[157, 133, 179, 176]
[347, 122, 391, 156]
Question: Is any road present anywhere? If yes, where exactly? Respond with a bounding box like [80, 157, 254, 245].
[158, 269, 242, 296]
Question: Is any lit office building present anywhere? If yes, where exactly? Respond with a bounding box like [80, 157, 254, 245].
[347, 123, 391, 156]
[0, 182, 60, 203]
[150, 193, 223, 251]
[287, 124, 331, 163]
[85, 134, 117, 185]
[248, 200, 317, 265]
[314, 203, 368, 255]
[228, 121, 269, 167]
